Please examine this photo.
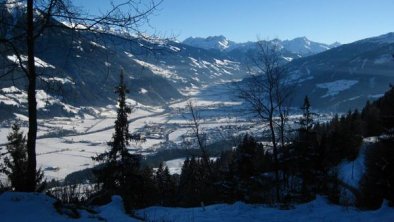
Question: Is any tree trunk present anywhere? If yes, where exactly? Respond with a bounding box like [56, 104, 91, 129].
[25, 0, 37, 192]
[269, 118, 281, 202]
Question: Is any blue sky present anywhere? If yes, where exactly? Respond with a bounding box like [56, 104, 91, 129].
[75, 0, 394, 44]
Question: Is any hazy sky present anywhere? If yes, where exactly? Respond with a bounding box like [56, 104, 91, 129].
[75, 0, 394, 44]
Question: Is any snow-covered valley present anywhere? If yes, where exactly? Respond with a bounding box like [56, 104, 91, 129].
[0, 82, 334, 181]
[0, 83, 256, 180]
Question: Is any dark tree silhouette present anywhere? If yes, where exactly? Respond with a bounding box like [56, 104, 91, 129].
[2, 123, 45, 191]
[94, 70, 140, 191]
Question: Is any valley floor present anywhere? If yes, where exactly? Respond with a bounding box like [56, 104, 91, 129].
[0, 192, 393, 222]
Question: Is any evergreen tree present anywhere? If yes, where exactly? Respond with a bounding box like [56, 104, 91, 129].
[359, 137, 394, 209]
[155, 163, 176, 206]
[291, 96, 320, 200]
[229, 135, 273, 203]
[300, 96, 313, 134]
[137, 166, 159, 208]
[361, 101, 382, 136]
[93, 71, 141, 209]
[2, 123, 45, 191]
[231, 135, 266, 181]
[3, 124, 28, 191]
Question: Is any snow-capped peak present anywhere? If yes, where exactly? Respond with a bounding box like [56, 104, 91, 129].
[183, 35, 235, 51]
[183, 35, 339, 56]
[282, 37, 336, 55]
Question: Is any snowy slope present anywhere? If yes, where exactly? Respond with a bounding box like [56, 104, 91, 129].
[0, 192, 140, 221]
[0, 192, 393, 222]
[140, 196, 393, 222]
[285, 32, 394, 111]
[0, 4, 247, 120]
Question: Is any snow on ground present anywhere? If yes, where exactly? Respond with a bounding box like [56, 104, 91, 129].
[0, 192, 139, 221]
[337, 143, 367, 204]
[282, 56, 294, 62]
[0, 104, 167, 181]
[373, 54, 392, 64]
[133, 58, 184, 81]
[98, 196, 140, 222]
[168, 128, 189, 143]
[36, 137, 106, 180]
[164, 158, 186, 175]
[368, 94, 384, 99]
[139, 88, 148, 94]
[0, 80, 327, 181]
[316, 80, 358, 98]
[170, 99, 241, 109]
[40, 77, 75, 85]
[140, 196, 394, 222]
[0, 192, 80, 222]
[170, 83, 241, 109]
[7, 55, 56, 69]
[0, 86, 80, 113]
[163, 157, 217, 175]
[338, 144, 367, 189]
[0, 192, 393, 222]
[90, 41, 106, 49]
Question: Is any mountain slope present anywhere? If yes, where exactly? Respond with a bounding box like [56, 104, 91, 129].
[286, 32, 394, 111]
[0, 10, 246, 119]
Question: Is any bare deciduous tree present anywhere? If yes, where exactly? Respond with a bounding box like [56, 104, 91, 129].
[236, 40, 294, 202]
[185, 101, 211, 173]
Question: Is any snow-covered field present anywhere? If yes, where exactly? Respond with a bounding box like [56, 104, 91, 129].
[0, 192, 393, 222]
[0, 103, 169, 180]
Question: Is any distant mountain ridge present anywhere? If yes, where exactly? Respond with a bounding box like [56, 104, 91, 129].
[183, 35, 341, 56]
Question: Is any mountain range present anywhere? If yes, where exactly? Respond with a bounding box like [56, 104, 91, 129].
[183, 35, 340, 56]
[0, 3, 393, 119]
